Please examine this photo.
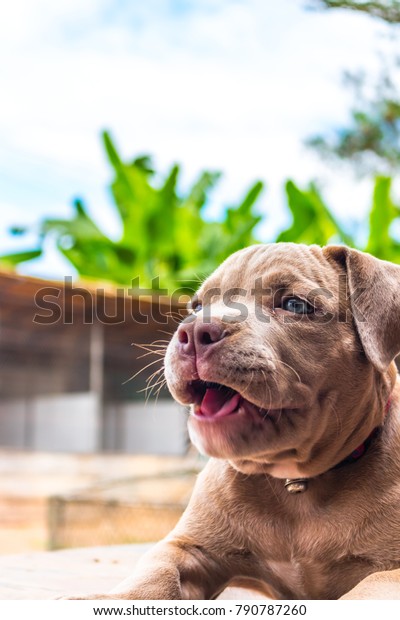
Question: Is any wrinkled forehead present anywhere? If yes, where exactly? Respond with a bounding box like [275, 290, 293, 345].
[197, 243, 342, 297]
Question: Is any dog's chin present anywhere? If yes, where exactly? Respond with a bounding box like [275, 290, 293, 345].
[174, 379, 305, 469]
[188, 415, 304, 475]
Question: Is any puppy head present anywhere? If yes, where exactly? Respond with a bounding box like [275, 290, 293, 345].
[165, 243, 399, 478]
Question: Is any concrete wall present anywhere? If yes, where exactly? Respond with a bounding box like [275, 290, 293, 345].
[0, 399, 27, 448]
[0, 394, 99, 452]
[0, 395, 187, 455]
[103, 400, 188, 454]
[32, 394, 100, 452]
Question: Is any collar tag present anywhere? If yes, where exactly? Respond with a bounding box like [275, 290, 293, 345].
[284, 478, 308, 494]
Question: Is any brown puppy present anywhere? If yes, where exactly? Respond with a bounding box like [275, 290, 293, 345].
[80, 243, 400, 599]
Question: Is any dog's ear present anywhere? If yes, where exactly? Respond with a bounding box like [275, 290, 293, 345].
[323, 245, 400, 372]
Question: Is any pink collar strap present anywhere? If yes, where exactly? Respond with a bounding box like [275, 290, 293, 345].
[284, 398, 391, 494]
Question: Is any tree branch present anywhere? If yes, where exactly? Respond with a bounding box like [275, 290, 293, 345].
[313, 1, 400, 23]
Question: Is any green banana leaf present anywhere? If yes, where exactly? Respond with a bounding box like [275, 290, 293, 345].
[6, 131, 400, 291]
[277, 181, 354, 246]
[0, 249, 42, 266]
[366, 176, 400, 263]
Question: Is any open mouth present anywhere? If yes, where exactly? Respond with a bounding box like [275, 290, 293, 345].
[189, 380, 267, 419]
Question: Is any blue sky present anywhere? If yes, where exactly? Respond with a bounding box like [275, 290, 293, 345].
[0, 0, 388, 278]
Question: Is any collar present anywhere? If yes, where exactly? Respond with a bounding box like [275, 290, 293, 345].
[284, 398, 391, 494]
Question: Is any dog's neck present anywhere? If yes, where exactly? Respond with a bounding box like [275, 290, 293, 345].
[229, 364, 399, 481]
[284, 365, 398, 494]
[285, 425, 385, 494]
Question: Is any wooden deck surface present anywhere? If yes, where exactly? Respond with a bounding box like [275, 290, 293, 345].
[0, 544, 266, 600]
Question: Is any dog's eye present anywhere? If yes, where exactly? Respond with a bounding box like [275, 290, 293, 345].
[281, 297, 313, 314]
[188, 296, 203, 314]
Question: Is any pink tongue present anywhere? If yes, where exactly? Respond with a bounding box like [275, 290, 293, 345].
[200, 388, 241, 417]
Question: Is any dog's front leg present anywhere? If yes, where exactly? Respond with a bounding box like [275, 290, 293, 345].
[340, 569, 400, 600]
[65, 537, 233, 600]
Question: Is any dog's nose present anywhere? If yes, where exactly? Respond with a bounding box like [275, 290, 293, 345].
[177, 319, 226, 357]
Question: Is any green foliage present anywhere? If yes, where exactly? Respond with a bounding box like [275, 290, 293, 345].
[0, 132, 264, 292]
[3, 132, 400, 286]
[307, 2, 400, 262]
[279, 176, 400, 264]
[309, 2, 400, 175]
[313, 1, 400, 23]
[277, 181, 353, 246]
[307, 71, 400, 175]
[365, 176, 400, 262]
[0, 248, 42, 267]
